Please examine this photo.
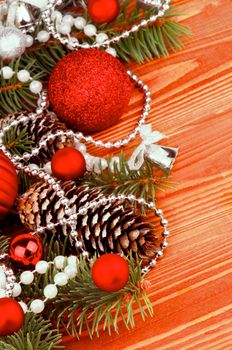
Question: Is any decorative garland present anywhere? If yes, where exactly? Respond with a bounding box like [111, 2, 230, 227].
[0, 0, 189, 347]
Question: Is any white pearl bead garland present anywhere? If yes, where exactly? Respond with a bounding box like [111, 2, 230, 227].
[30, 299, 45, 314]
[0, 66, 43, 94]
[20, 271, 34, 285]
[41, 0, 170, 52]
[44, 284, 58, 299]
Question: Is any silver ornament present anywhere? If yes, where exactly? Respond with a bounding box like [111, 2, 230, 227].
[0, 26, 27, 59]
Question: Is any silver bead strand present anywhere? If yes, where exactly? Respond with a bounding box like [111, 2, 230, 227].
[41, 0, 171, 50]
[9, 71, 151, 163]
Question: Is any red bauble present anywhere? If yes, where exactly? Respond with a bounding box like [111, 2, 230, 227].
[92, 254, 130, 292]
[9, 234, 43, 268]
[0, 151, 18, 219]
[48, 48, 132, 132]
[0, 298, 24, 336]
[51, 147, 86, 180]
[88, 0, 120, 24]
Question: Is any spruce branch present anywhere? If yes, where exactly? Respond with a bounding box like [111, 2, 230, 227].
[82, 152, 175, 211]
[52, 254, 153, 338]
[0, 314, 63, 350]
[3, 126, 34, 156]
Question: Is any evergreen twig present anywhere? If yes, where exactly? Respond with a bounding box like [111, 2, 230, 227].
[0, 314, 63, 350]
[82, 152, 175, 211]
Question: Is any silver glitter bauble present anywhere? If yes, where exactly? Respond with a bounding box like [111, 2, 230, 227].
[0, 27, 27, 59]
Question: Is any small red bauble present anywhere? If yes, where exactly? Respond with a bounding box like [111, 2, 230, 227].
[92, 254, 130, 292]
[48, 48, 132, 132]
[0, 151, 18, 219]
[51, 147, 86, 180]
[88, 0, 120, 24]
[0, 298, 24, 336]
[9, 234, 43, 268]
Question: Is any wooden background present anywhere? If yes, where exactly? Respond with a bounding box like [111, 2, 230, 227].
[63, 0, 232, 349]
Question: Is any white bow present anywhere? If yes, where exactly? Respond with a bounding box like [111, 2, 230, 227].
[128, 124, 178, 171]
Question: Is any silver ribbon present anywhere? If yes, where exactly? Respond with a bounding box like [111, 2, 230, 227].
[128, 124, 178, 172]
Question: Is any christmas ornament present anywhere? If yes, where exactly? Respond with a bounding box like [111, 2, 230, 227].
[0, 298, 24, 336]
[18, 183, 158, 261]
[0, 110, 75, 164]
[128, 125, 178, 173]
[51, 147, 86, 180]
[48, 48, 132, 132]
[9, 233, 43, 267]
[0, 151, 18, 219]
[88, 0, 120, 24]
[92, 254, 130, 292]
[0, 26, 27, 59]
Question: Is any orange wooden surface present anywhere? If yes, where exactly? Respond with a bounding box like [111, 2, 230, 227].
[62, 0, 232, 349]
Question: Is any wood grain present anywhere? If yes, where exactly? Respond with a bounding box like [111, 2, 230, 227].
[62, 0, 232, 349]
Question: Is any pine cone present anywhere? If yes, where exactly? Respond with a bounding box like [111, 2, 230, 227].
[18, 181, 159, 261]
[0, 111, 74, 163]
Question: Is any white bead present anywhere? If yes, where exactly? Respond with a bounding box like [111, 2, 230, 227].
[84, 24, 97, 37]
[96, 33, 109, 44]
[54, 272, 68, 286]
[20, 271, 34, 285]
[25, 35, 34, 47]
[44, 284, 58, 299]
[1, 66, 14, 80]
[12, 283, 22, 297]
[37, 30, 50, 43]
[51, 10, 63, 23]
[30, 299, 45, 314]
[67, 255, 77, 266]
[0, 270, 6, 289]
[106, 47, 117, 57]
[35, 260, 49, 274]
[19, 301, 28, 313]
[74, 17, 86, 30]
[64, 265, 77, 279]
[44, 162, 52, 174]
[54, 255, 65, 269]
[29, 80, 43, 94]
[17, 69, 31, 83]
[58, 23, 71, 35]
[62, 15, 74, 26]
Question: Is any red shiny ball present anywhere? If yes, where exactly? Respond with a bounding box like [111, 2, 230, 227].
[51, 147, 86, 180]
[92, 254, 130, 292]
[48, 48, 132, 132]
[0, 298, 24, 336]
[0, 151, 18, 219]
[88, 0, 120, 24]
[9, 234, 43, 268]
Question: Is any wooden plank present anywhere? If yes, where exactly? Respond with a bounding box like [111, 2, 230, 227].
[62, 0, 232, 348]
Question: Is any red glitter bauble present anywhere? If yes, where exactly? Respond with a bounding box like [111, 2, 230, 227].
[88, 0, 120, 24]
[0, 298, 24, 336]
[51, 147, 86, 180]
[9, 234, 43, 268]
[0, 151, 18, 219]
[92, 254, 130, 292]
[48, 48, 132, 132]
